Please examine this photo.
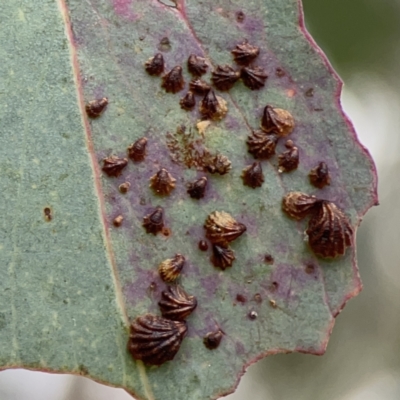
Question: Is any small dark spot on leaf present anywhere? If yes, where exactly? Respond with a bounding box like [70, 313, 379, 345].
[113, 215, 123, 227]
[105, 284, 110, 290]
[119, 182, 130, 194]
[162, 227, 171, 237]
[270, 281, 279, 292]
[203, 330, 223, 350]
[305, 88, 314, 97]
[158, 37, 171, 52]
[236, 11, 245, 22]
[149, 282, 157, 292]
[253, 293, 262, 303]
[305, 263, 315, 274]
[264, 254, 274, 264]
[198, 240, 208, 251]
[275, 68, 285, 77]
[43, 207, 52, 222]
[248, 310, 258, 320]
[236, 294, 247, 303]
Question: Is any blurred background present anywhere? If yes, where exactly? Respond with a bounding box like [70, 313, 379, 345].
[1, 0, 399, 399]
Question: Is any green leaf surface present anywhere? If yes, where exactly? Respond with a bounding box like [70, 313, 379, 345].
[0, 1, 377, 399]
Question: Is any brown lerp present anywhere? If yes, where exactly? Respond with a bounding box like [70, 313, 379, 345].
[282, 191, 319, 220]
[231, 42, 260, 65]
[242, 162, 264, 188]
[247, 130, 278, 159]
[261, 105, 294, 137]
[158, 285, 197, 321]
[158, 254, 186, 282]
[211, 244, 236, 270]
[85, 97, 108, 118]
[144, 53, 164, 76]
[150, 168, 176, 196]
[241, 66, 268, 90]
[306, 201, 353, 258]
[127, 137, 148, 162]
[162, 66, 185, 93]
[127, 314, 187, 365]
[204, 211, 246, 245]
[211, 65, 240, 91]
[143, 206, 165, 235]
[101, 156, 128, 177]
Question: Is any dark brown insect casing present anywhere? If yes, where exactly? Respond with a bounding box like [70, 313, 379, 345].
[150, 168, 176, 196]
[306, 201, 353, 258]
[101, 156, 128, 177]
[203, 330, 223, 350]
[128, 314, 187, 365]
[180, 91, 196, 111]
[205, 211, 246, 245]
[242, 162, 264, 188]
[127, 137, 148, 162]
[162, 66, 185, 93]
[247, 130, 278, 159]
[211, 65, 240, 91]
[211, 244, 236, 270]
[278, 141, 299, 172]
[241, 66, 268, 90]
[158, 254, 186, 282]
[309, 162, 331, 189]
[187, 177, 208, 199]
[158, 285, 197, 321]
[187, 54, 208, 76]
[282, 192, 319, 220]
[85, 97, 108, 118]
[231, 42, 260, 65]
[189, 79, 211, 95]
[144, 53, 164, 76]
[261, 105, 295, 137]
[199, 90, 228, 121]
[143, 206, 165, 235]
